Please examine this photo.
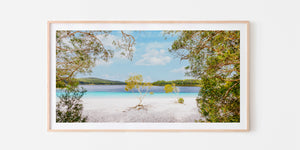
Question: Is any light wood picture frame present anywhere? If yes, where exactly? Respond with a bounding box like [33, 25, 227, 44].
[48, 21, 250, 132]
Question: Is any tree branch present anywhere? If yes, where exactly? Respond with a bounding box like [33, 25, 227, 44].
[223, 82, 239, 100]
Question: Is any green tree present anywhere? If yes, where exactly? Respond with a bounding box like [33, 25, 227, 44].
[125, 74, 153, 109]
[164, 83, 179, 96]
[164, 83, 182, 103]
[56, 30, 135, 122]
[166, 31, 240, 122]
[56, 30, 135, 88]
[164, 84, 174, 93]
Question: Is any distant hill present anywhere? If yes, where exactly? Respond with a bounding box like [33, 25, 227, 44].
[77, 77, 125, 85]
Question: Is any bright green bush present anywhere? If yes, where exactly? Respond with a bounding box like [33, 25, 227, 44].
[178, 98, 184, 104]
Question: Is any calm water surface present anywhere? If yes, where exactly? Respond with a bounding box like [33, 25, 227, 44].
[57, 85, 200, 98]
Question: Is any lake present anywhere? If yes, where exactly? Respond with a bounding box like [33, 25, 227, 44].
[56, 85, 200, 98]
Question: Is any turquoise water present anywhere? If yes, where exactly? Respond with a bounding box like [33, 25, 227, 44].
[56, 85, 200, 98]
[80, 91, 197, 97]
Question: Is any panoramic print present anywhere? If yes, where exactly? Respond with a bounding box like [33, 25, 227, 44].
[55, 29, 241, 124]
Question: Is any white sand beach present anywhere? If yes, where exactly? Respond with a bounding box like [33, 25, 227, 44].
[80, 96, 201, 122]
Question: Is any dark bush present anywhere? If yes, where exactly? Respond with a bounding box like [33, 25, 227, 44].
[56, 87, 88, 122]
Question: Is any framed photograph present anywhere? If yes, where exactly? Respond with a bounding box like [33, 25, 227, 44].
[48, 21, 249, 131]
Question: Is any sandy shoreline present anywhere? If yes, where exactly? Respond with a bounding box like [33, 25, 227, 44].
[76, 96, 201, 122]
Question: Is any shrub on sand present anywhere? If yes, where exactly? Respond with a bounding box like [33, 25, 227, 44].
[178, 98, 184, 104]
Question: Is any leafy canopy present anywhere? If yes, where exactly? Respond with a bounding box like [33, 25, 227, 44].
[56, 30, 135, 88]
[164, 83, 179, 94]
[164, 84, 173, 93]
[166, 31, 240, 122]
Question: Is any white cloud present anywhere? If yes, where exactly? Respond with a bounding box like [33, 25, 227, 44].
[138, 41, 172, 50]
[135, 49, 171, 66]
[171, 66, 187, 73]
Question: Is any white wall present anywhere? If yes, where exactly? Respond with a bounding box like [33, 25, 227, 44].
[0, 0, 299, 149]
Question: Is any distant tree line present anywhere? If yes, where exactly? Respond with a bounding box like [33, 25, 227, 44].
[152, 79, 201, 86]
[77, 77, 126, 85]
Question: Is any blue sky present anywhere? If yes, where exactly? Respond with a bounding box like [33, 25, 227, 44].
[77, 31, 190, 82]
